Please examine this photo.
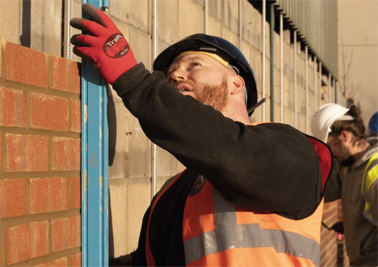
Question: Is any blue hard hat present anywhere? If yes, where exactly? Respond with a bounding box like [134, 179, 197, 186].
[368, 111, 378, 135]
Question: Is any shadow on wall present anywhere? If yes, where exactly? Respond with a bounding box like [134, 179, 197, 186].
[20, 0, 31, 47]
[107, 83, 116, 258]
[107, 84, 117, 166]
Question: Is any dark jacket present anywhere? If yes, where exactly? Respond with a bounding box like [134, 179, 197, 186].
[112, 63, 327, 266]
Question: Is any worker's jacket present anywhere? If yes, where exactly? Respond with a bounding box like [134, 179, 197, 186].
[145, 135, 331, 267]
[325, 143, 378, 266]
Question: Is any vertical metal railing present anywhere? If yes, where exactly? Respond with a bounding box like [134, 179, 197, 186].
[81, 0, 109, 266]
[305, 45, 308, 133]
[63, 0, 73, 59]
[294, 30, 298, 128]
[328, 73, 332, 103]
[204, 0, 208, 34]
[319, 62, 323, 107]
[314, 57, 317, 110]
[280, 13, 284, 123]
[269, 3, 275, 122]
[262, 0, 266, 121]
[238, 0, 242, 49]
[151, 0, 158, 199]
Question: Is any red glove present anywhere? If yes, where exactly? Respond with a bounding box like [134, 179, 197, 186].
[70, 4, 137, 84]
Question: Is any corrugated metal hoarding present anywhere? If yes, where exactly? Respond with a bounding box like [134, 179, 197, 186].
[275, 0, 338, 78]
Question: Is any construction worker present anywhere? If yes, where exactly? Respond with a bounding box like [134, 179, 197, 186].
[312, 103, 378, 266]
[71, 4, 333, 266]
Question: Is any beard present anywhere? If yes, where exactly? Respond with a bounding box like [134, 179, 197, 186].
[339, 144, 354, 166]
[194, 80, 229, 112]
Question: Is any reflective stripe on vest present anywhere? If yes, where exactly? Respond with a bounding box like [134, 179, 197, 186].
[361, 152, 378, 224]
[183, 176, 322, 267]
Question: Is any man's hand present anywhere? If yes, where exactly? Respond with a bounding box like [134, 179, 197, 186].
[70, 3, 137, 84]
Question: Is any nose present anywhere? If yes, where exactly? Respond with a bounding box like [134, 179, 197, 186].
[168, 67, 187, 84]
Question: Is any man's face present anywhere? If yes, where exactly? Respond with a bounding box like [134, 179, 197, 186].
[327, 135, 353, 166]
[166, 53, 235, 112]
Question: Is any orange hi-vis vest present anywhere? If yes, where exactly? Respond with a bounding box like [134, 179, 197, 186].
[145, 135, 332, 267]
[182, 175, 324, 266]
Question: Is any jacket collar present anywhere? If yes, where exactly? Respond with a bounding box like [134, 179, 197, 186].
[353, 142, 378, 168]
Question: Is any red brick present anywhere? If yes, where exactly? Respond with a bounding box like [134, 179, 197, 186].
[0, 231, 2, 267]
[71, 176, 81, 209]
[51, 56, 69, 92]
[5, 134, 49, 172]
[51, 56, 80, 94]
[0, 87, 27, 127]
[35, 257, 68, 267]
[0, 179, 27, 218]
[52, 217, 69, 252]
[31, 221, 49, 258]
[68, 215, 81, 248]
[52, 216, 80, 252]
[30, 93, 69, 131]
[0, 133, 2, 173]
[50, 177, 69, 212]
[71, 99, 81, 132]
[30, 178, 49, 214]
[52, 138, 80, 171]
[30, 177, 68, 214]
[0, 41, 2, 79]
[5, 221, 48, 265]
[5, 42, 48, 88]
[70, 253, 81, 267]
[5, 224, 31, 264]
[68, 60, 81, 94]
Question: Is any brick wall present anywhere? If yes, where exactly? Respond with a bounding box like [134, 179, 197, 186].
[320, 201, 339, 266]
[0, 39, 81, 266]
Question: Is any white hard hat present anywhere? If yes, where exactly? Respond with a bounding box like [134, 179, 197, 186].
[311, 103, 354, 142]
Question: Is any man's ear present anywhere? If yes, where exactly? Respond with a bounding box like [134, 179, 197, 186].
[339, 130, 350, 143]
[230, 75, 245, 95]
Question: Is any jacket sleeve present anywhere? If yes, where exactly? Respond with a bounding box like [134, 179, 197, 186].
[362, 158, 378, 225]
[364, 178, 377, 225]
[112, 64, 323, 218]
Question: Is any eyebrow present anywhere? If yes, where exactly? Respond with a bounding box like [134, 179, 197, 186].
[167, 55, 206, 75]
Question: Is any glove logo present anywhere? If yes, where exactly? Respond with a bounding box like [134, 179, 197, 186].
[104, 33, 129, 58]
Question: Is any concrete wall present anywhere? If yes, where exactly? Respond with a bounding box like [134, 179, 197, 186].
[0, 0, 342, 265]
[337, 0, 378, 128]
